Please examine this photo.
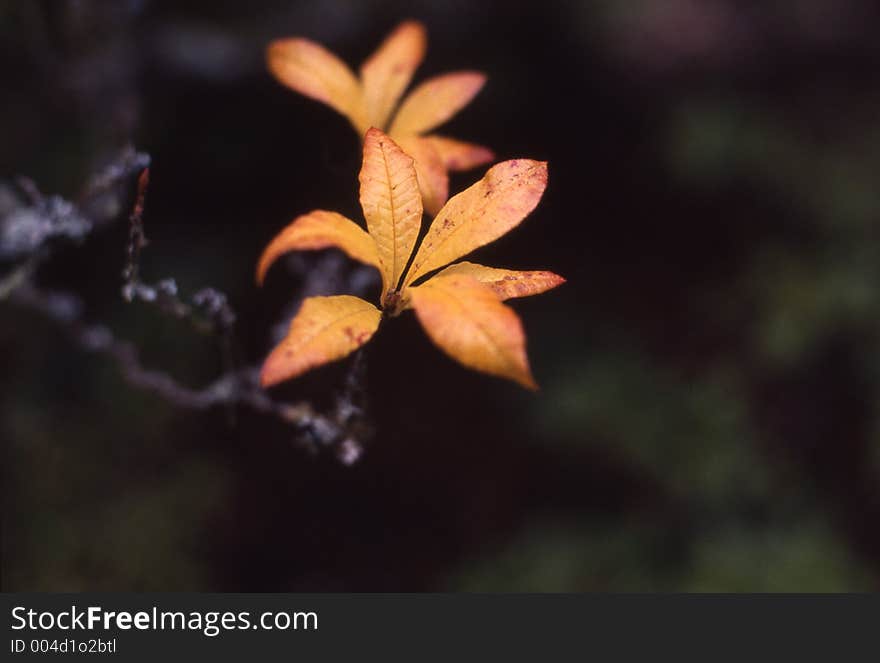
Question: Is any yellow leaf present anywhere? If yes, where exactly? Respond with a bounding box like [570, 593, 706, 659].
[358, 128, 423, 302]
[266, 38, 366, 132]
[256, 210, 381, 285]
[423, 135, 495, 171]
[393, 134, 449, 216]
[409, 274, 536, 389]
[404, 159, 548, 286]
[266, 23, 493, 172]
[360, 20, 426, 130]
[260, 295, 381, 387]
[435, 262, 565, 300]
[390, 71, 487, 135]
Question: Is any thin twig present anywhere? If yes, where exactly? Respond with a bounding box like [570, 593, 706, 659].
[1, 148, 371, 464]
[121, 167, 149, 289]
[10, 283, 333, 431]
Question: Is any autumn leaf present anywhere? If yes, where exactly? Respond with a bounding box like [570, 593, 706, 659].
[358, 127, 423, 301]
[393, 133, 447, 220]
[266, 20, 494, 214]
[408, 273, 536, 389]
[434, 262, 566, 301]
[256, 210, 381, 285]
[360, 20, 426, 130]
[404, 159, 548, 286]
[266, 38, 366, 133]
[258, 129, 563, 389]
[422, 135, 495, 172]
[389, 72, 487, 136]
[260, 295, 381, 387]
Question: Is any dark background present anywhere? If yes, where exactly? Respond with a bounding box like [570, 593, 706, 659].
[3, 0, 880, 591]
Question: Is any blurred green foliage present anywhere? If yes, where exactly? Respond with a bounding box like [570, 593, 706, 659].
[453, 517, 870, 592]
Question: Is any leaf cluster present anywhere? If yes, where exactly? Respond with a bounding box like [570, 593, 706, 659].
[259, 21, 564, 389]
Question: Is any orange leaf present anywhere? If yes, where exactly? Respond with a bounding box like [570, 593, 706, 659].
[358, 128, 423, 301]
[266, 38, 366, 132]
[423, 135, 495, 171]
[260, 295, 381, 387]
[393, 134, 449, 216]
[409, 274, 536, 389]
[360, 20, 426, 130]
[256, 210, 381, 286]
[404, 159, 548, 286]
[390, 71, 487, 136]
[436, 262, 565, 300]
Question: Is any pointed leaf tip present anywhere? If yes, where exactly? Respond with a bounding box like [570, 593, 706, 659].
[359, 128, 423, 300]
[390, 71, 488, 135]
[409, 274, 537, 389]
[266, 37, 365, 131]
[360, 20, 427, 129]
[436, 262, 565, 300]
[404, 159, 549, 286]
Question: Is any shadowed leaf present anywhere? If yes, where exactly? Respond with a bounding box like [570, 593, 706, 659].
[409, 273, 536, 389]
[394, 134, 449, 216]
[424, 135, 495, 171]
